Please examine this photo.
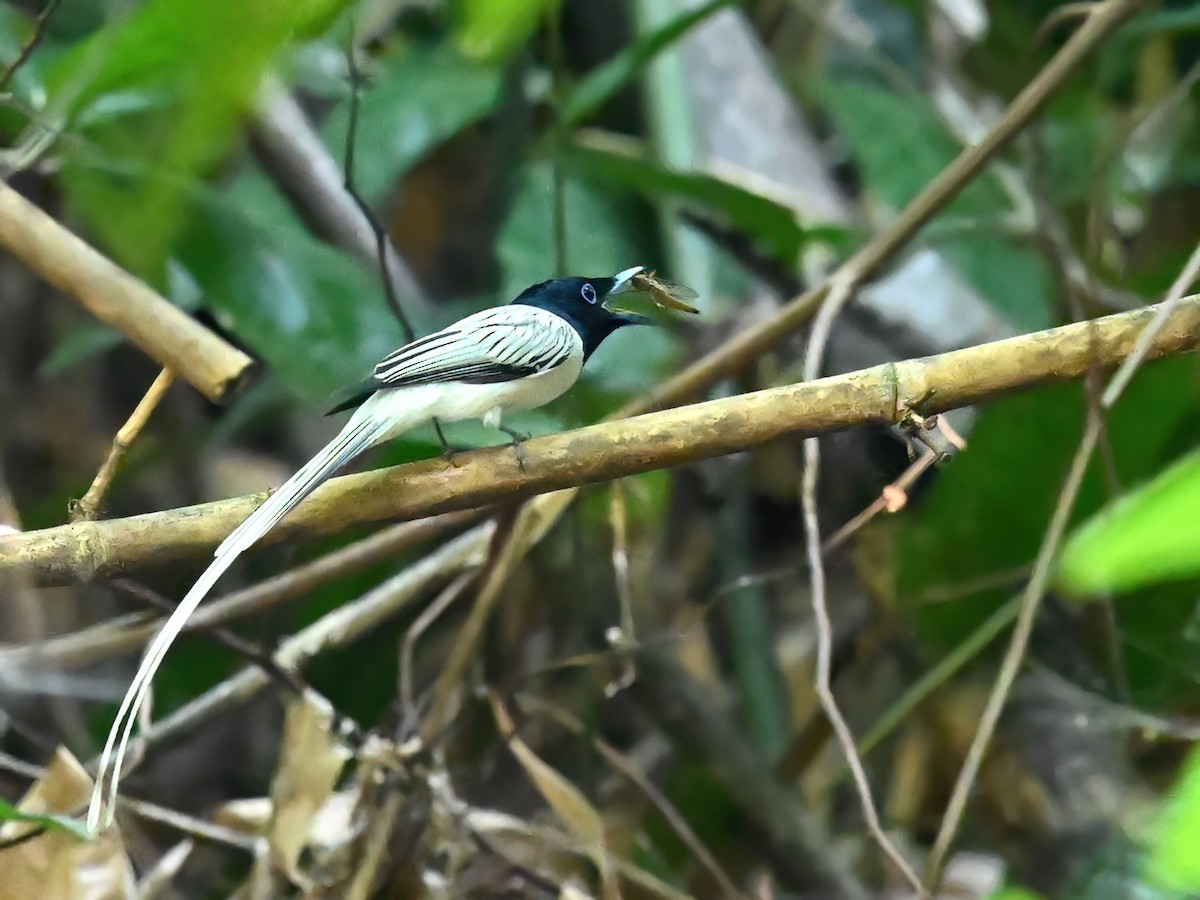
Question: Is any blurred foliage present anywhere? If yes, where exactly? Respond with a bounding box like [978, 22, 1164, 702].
[2, 0, 1200, 897]
[1058, 446, 1200, 598]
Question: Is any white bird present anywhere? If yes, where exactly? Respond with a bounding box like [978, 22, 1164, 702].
[87, 266, 650, 831]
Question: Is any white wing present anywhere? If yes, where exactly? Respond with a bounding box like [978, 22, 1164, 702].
[374, 306, 578, 388]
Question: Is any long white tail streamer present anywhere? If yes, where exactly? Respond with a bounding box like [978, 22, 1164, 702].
[86, 412, 396, 831]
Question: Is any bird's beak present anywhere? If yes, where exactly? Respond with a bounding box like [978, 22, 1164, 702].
[602, 265, 653, 325]
[608, 265, 645, 294]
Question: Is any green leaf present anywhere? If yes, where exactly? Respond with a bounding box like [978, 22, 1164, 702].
[1145, 744, 1200, 893]
[936, 233, 1054, 332]
[1057, 447, 1200, 598]
[321, 42, 504, 203]
[817, 76, 1008, 217]
[0, 797, 92, 841]
[560, 0, 733, 127]
[38, 324, 123, 378]
[895, 356, 1200, 652]
[563, 133, 829, 266]
[454, 0, 558, 63]
[176, 170, 408, 404]
[51, 0, 351, 279]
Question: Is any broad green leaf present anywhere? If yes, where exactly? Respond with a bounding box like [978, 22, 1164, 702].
[322, 42, 504, 203]
[1145, 744, 1200, 893]
[895, 357, 1200, 652]
[454, 0, 558, 63]
[559, 0, 733, 127]
[0, 796, 92, 841]
[51, 0, 351, 279]
[564, 133, 832, 266]
[817, 76, 1008, 217]
[38, 324, 123, 378]
[936, 233, 1054, 332]
[1057, 447, 1200, 598]
[176, 170, 406, 404]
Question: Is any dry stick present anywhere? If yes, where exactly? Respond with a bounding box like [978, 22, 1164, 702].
[0, 509, 478, 670]
[71, 369, 175, 522]
[518, 694, 745, 900]
[800, 277, 925, 894]
[631, 648, 869, 898]
[117, 525, 488, 761]
[822, 443, 942, 553]
[923, 240, 1200, 889]
[400, 571, 476, 715]
[606, 482, 637, 695]
[0, 183, 255, 404]
[0, 0, 62, 92]
[5, 294, 1200, 586]
[338, 38, 458, 453]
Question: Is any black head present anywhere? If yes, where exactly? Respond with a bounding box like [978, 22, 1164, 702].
[510, 267, 651, 360]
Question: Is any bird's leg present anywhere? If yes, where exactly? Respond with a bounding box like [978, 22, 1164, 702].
[433, 418, 465, 467]
[497, 423, 529, 472]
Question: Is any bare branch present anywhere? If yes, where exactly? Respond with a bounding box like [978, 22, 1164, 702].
[0, 183, 255, 403]
[71, 369, 175, 522]
[3, 295, 1196, 585]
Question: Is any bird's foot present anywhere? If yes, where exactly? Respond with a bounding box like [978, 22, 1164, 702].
[497, 424, 529, 472]
[434, 420, 466, 467]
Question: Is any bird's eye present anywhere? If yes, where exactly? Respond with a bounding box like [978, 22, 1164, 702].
[580, 283, 597, 304]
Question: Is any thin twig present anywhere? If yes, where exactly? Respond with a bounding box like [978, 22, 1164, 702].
[0, 183, 255, 403]
[800, 276, 925, 894]
[6, 294, 1198, 585]
[0, 509, 478, 670]
[822, 442, 942, 553]
[606, 482, 636, 695]
[342, 31, 415, 344]
[924, 240, 1200, 888]
[0, 0, 62, 93]
[400, 571, 476, 717]
[250, 88, 434, 321]
[122, 526, 487, 762]
[340, 32, 458, 453]
[71, 369, 174, 522]
[518, 694, 746, 900]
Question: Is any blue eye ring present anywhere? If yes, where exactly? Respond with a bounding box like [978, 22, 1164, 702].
[581, 283, 597, 304]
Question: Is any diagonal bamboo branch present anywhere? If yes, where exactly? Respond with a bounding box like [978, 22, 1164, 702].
[625, 0, 1146, 416]
[3, 294, 1197, 586]
[0, 183, 256, 404]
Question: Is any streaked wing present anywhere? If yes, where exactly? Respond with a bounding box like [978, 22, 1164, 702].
[372, 306, 578, 389]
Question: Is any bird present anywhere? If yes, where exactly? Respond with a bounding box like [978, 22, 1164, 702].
[87, 265, 652, 831]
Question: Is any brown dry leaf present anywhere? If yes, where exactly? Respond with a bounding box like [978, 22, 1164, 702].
[266, 692, 352, 886]
[467, 809, 692, 900]
[0, 748, 135, 900]
[488, 693, 617, 899]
